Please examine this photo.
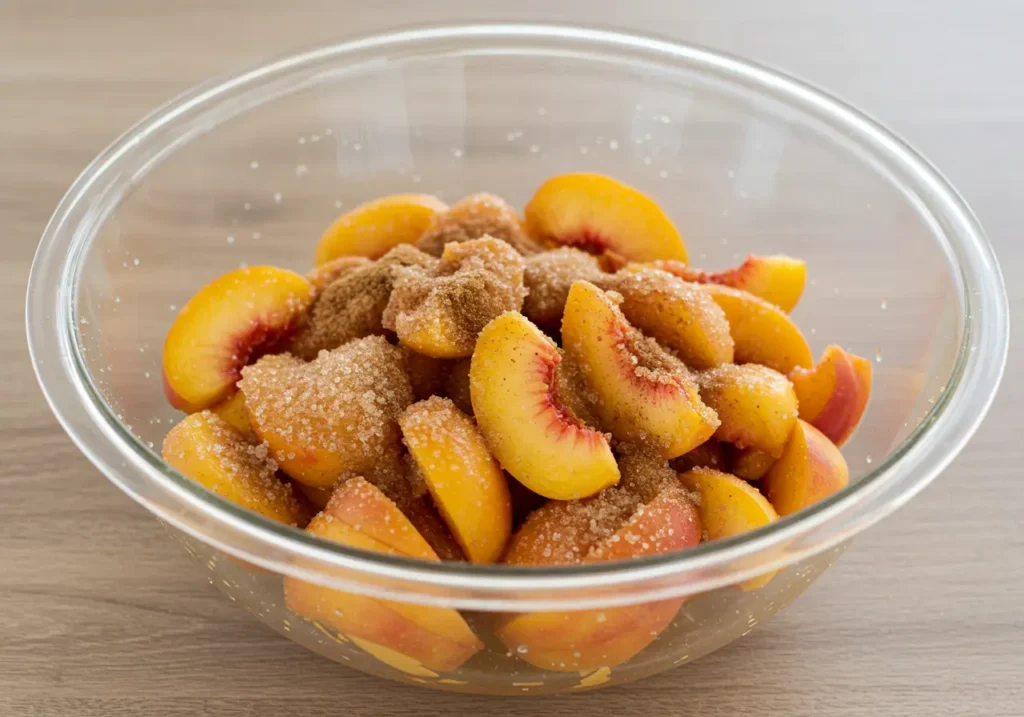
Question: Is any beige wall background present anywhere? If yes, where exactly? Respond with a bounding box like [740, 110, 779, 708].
[2, 2, 1021, 716]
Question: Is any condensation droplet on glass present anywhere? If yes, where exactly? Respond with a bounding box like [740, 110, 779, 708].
[608, 140, 619, 150]
[249, 160, 259, 169]
[739, 190, 749, 199]
[643, 157, 652, 165]
[252, 232, 262, 240]
[810, 327, 817, 335]
[324, 128, 333, 136]
[970, 345, 977, 353]
[659, 169, 668, 178]
[452, 148, 463, 158]
[169, 304, 177, 311]
[243, 202, 252, 211]
[310, 134, 321, 143]
[875, 349, 883, 362]
[727, 169, 736, 178]
[144, 372, 151, 379]
[80, 317, 89, 325]
[352, 142, 362, 151]
[536, 107, 547, 116]
[114, 296, 121, 304]
[865, 455, 873, 464]
[226, 235, 235, 244]
[506, 130, 523, 141]
[833, 287, 841, 295]
[579, 146, 590, 155]
[273, 192, 283, 203]
[295, 164, 309, 177]
[880, 299, 888, 310]
[720, 237, 729, 246]
[809, 278, 818, 286]
[529, 144, 540, 154]
[643, 132, 653, 141]
[298, 136, 307, 144]
[411, 174, 421, 183]
[659, 114, 671, 124]
[133, 258, 140, 266]
[334, 199, 343, 208]
[517, 645, 529, 654]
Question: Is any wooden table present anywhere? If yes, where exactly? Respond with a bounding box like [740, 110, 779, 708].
[3, 2, 1021, 715]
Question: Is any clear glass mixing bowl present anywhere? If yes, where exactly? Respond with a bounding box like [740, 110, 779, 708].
[27, 25, 1008, 695]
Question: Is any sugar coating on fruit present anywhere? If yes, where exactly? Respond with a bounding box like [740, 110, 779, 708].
[290, 245, 437, 360]
[586, 483, 699, 561]
[697, 363, 798, 457]
[239, 337, 413, 489]
[416, 193, 542, 257]
[615, 441, 685, 504]
[162, 411, 306, 525]
[442, 358, 473, 415]
[522, 247, 604, 327]
[306, 255, 371, 291]
[383, 237, 526, 357]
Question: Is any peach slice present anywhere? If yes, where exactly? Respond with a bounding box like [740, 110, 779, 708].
[604, 268, 734, 370]
[400, 397, 512, 563]
[163, 266, 314, 412]
[762, 419, 849, 517]
[524, 173, 688, 262]
[497, 483, 701, 671]
[210, 390, 257, 441]
[402, 496, 467, 562]
[731, 448, 777, 481]
[162, 411, 307, 526]
[416, 192, 542, 256]
[651, 255, 807, 312]
[789, 345, 873, 446]
[384, 238, 526, 359]
[314, 194, 447, 264]
[306, 256, 371, 291]
[284, 478, 483, 672]
[561, 281, 719, 458]
[522, 247, 604, 329]
[239, 337, 412, 487]
[697, 364, 799, 458]
[703, 284, 813, 374]
[679, 467, 779, 590]
[469, 311, 619, 500]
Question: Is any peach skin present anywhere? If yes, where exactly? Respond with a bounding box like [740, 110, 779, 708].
[162, 266, 314, 412]
[762, 419, 850, 517]
[238, 337, 413, 487]
[561, 281, 720, 458]
[524, 173, 688, 262]
[603, 268, 735, 370]
[679, 467, 780, 590]
[697, 363, 799, 458]
[284, 478, 483, 672]
[789, 345, 873, 446]
[314, 193, 447, 264]
[497, 483, 701, 671]
[469, 311, 620, 500]
[400, 397, 512, 563]
[162, 411, 308, 526]
[703, 284, 813, 374]
[651, 255, 806, 312]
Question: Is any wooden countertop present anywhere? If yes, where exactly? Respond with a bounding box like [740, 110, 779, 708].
[2, 2, 1021, 715]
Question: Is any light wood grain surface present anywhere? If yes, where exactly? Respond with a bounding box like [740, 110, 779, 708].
[3, 2, 1022, 715]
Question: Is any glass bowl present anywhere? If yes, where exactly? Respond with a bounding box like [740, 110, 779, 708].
[27, 24, 1008, 695]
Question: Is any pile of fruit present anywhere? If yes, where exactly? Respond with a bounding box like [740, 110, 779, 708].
[161, 173, 871, 674]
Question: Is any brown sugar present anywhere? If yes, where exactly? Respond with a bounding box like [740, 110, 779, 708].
[416, 193, 542, 257]
[616, 441, 679, 503]
[289, 245, 436, 360]
[239, 336, 413, 484]
[522, 247, 604, 328]
[383, 237, 526, 357]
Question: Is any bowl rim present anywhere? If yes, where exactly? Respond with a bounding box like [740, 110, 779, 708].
[26, 22, 1009, 611]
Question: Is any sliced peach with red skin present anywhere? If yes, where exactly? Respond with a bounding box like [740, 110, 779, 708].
[497, 483, 701, 672]
[284, 478, 483, 672]
[470, 311, 620, 500]
[400, 397, 512, 563]
[703, 284, 813, 374]
[314, 194, 447, 264]
[162, 411, 308, 526]
[762, 419, 849, 517]
[731, 448, 777, 481]
[789, 345, 873, 446]
[697, 363, 799, 458]
[524, 173, 688, 262]
[680, 467, 779, 590]
[561, 281, 719, 458]
[652, 255, 806, 312]
[163, 266, 314, 412]
[604, 268, 734, 369]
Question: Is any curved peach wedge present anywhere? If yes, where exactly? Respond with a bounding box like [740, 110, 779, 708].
[789, 345, 873, 446]
[284, 478, 483, 672]
[605, 268, 734, 370]
[652, 255, 806, 312]
[162, 411, 307, 526]
[762, 419, 849, 517]
[314, 194, 447, 264]
[697, 364, 799, 458]
[731, 448, 777, 481]
[210, 390, 257, 441]
[498, 483, 701, 672]
[703, 284, 813, 374]
[400, 397, 512, 563]
[469, 311, 619, 500]
[524, 173, 688, 262]
[679, 467, 779, 590]
[239, 337, 412, 487]
[561, 281, 719, 458]
[163, 266, 314, 412]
